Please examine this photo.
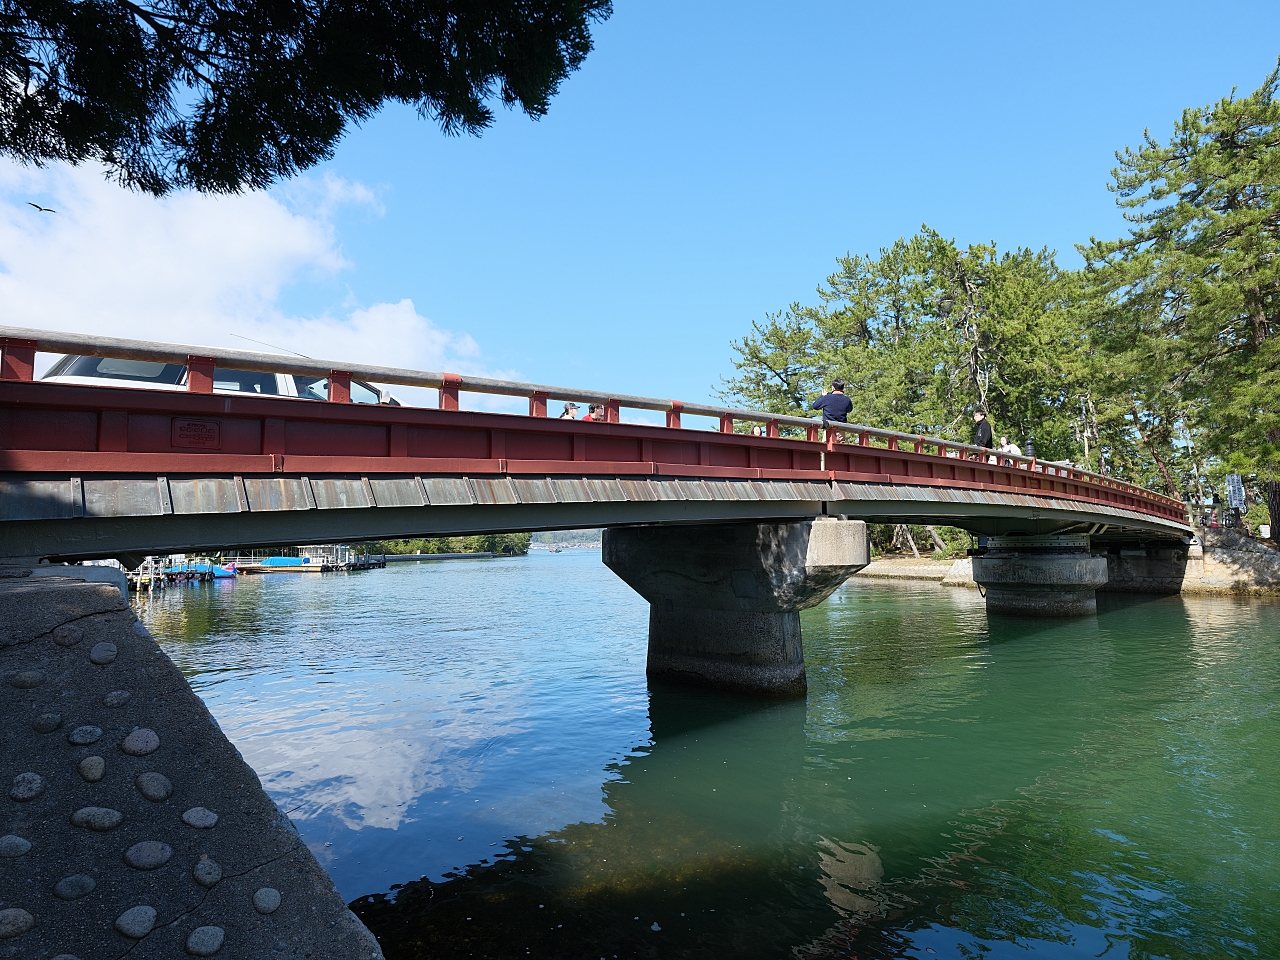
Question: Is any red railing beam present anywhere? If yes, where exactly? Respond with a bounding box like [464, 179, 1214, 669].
[0, 338, 37, 382]
[529, 392, 548, 418]
[666, 400, 683, 430]
[440, 373, 461, 411]
[187, 355, 215, 394]
[328, 370, 352, 403]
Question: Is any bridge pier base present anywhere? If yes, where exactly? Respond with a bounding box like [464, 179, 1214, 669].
[971, 535, 1109, 616]
[603, 518, 868, 697]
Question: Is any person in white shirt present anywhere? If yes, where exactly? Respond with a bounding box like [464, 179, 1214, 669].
[998, 435, 1023, 466]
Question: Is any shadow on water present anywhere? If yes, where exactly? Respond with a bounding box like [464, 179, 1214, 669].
[352, 684, 828, 959]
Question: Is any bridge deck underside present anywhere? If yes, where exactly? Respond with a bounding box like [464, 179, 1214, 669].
[0, 473, 1189, 562]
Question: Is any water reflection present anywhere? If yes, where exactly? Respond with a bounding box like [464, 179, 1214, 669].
[139, 554, 1280, 960]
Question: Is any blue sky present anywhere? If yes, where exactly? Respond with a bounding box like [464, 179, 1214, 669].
[4, 1, 1279, 411]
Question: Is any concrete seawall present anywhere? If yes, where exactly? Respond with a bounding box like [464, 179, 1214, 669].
[0, 572, 383, 959]
[857, 530, 1280, 598]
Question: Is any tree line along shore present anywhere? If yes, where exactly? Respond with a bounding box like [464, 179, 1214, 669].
[719, 63, 1280, 538]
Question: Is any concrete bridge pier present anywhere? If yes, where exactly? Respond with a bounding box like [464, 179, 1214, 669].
[602, 518, 869, 697]
[971, 534, 1110, 616]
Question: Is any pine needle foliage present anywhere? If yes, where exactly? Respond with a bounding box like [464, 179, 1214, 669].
[0, 0, 612, 194]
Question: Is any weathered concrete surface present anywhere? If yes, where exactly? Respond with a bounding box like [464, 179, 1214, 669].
[1103, 528, 1280, 596]
[26, 563, 129, 600]
[0, 574, 384, 960]
[939, 558, 978, 588]
[854, 558, 953, 582]
[603, 519, 868, 696]
[971, 538, 1109, 616]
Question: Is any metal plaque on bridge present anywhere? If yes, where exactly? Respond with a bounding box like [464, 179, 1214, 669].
[171, 418, 221, 449]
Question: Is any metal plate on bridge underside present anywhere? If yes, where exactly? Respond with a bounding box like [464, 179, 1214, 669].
[421, 477, 474, 506]
[0, 480, 81, 521]
[471, 478, 519, 505]
[243, 478, 313, 512]
[370, 478, 426, 508]
[85, 479, 162, 518]
[550, 478, 592, 503]
[309, 477, 371, 510]
[583, 479, 627, 502]
[510, 478, 557, 504]
[169, 478, 241, 515]
[675, 479, 712, 500]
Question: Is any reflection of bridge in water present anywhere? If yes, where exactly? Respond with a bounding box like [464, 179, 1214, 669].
[1, 326, 1192, 694]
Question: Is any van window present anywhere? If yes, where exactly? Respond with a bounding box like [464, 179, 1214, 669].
[212, 368, 278, 394]
[56, 356, 186, 384]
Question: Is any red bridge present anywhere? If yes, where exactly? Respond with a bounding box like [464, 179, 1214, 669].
[0, 326, 1193, 693]
[0, 326, 1187, 566]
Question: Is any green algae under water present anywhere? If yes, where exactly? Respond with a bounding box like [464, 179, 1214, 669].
[138, 551, 1280, 959]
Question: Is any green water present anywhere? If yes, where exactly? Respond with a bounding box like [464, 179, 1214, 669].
[139, 553, 1280, 959]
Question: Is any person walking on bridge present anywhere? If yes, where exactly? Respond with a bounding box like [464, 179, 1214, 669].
[812, 380, 853, 442]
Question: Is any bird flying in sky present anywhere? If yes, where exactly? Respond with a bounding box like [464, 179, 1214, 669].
[27, 202, 55, 213]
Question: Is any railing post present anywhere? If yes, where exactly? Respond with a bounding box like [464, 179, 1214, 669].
[187, 355, 216, 394]
[328, 370, 352, 403]
[0, 338, 37, 381]
[859, 431, 870, 446]
[767, 419, 780, 439]
[529, 391, 548, 417]
[439, 373, 461, 411]
[719, 415, 734, 434]
[806, 424, 821, 443]
[666, 400, 683, 429]
[605, 400, 620, 423]
[915, 437, 924, 454]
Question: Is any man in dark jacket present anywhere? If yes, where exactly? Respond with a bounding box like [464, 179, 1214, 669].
[972, 409, 994, 449]
[812, 380, 853, 423]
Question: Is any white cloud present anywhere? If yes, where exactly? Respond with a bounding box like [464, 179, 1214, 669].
[0, 161, 487, 394]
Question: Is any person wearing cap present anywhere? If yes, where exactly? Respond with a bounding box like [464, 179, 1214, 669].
[559, 402, 579, 419]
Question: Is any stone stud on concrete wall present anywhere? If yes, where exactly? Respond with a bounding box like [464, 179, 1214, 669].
[10, 772, 46, 801]
[52, 624, 85, 646]
[89, 642, 117, 665]
[53, 874, 96, 900]
[192, 856, 223, 888]
[10, 670, 45, 688]
[124, 840, 172, 870]
[67, 725, 102, 746]
[182, 806, 218, 828]
[0, 835, 32, 857]
[114, 905, 157, 938]
[253, 888, 282, 914]
[0, 908, 35, 939]
[186, 925, 225, 956]
[70, 806, 123, 831]
[136, 772, 173, 801]
[121, 728, 160, 755]
[31, 713, 62, 734]
[77, 757, 105, 783]
[103, 690, 131, 707]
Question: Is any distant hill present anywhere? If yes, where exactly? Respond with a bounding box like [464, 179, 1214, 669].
[531, 529, 602, 547]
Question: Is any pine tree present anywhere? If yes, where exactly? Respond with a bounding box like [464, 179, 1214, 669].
[1083, 62, 1280, 519]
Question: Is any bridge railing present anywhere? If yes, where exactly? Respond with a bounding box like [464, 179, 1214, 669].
[0, 325, 1179, 511]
